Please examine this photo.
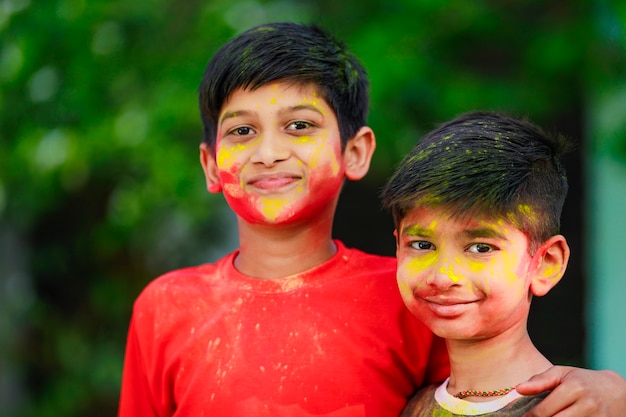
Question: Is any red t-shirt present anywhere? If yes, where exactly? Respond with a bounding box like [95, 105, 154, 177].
[119, 240, 449, 416]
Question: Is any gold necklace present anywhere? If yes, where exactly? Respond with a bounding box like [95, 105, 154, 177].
[453, 387, 514, 399]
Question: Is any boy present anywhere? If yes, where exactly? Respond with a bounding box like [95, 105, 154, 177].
[119, 23, 626, 417]
[119, 22, 448, 416]
[383, 111, 582, 415]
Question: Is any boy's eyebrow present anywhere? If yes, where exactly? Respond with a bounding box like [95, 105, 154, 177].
[219, 110, 254, 126]
[219, 105, 325, 126]
[401, 225, 433, 237]
[278, 104, 325, 117]
[463, 227, 507, 240]
[400, 225, 508, 240]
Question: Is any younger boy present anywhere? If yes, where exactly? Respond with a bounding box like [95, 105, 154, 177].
[382, 111, 573, 415]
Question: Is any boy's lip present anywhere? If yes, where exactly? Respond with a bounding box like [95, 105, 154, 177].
[421, 296, 476, 305]
[246, 172, 303, 191]
[419, 296, 478, 317]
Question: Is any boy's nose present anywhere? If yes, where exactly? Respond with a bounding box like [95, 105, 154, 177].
[426, 261, 463, 290]
[250, 133, 290, 166]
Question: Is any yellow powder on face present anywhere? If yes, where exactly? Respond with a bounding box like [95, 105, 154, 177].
[468, 259, 487, 273]
[439, 264, 464, 283]
[217, 142, 250, 169]
[300, 92, 329, 117]
[257, 197, 287, 221]
[403, 251, 439, 276]
[256, 179, 304, 221]
[294, 135, 315, 145]
[396, 279, 412, 299]
[312, 139, 341, 176]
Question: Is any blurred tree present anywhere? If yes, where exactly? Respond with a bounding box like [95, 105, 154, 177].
[0, 0, 624, 415]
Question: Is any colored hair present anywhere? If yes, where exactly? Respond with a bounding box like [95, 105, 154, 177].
[198, 22, 369, 150]
[381, 111, 570, 251]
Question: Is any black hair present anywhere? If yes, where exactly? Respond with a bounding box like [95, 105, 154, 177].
[198, 22, 369, 150]
[381, 111, 570, 250]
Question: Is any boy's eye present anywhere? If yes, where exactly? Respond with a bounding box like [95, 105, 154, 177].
[410, 240, 434, 251]
[229, 126, 255, 136]
[467, 243, 494, 254]
[287, 121, 313, 131]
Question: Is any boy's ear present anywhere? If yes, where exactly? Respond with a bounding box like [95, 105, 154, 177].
[343, 126, 376, 181]
[530, 235, 570, 297]
[199, 142, 223, 193]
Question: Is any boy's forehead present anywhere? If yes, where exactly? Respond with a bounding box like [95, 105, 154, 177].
[222, 81, 326, 107]
[399, 205, 518, 234]
[218, 81, 335, 120]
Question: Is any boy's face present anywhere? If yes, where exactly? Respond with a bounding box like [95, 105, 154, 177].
[206, 81, 346, 225]
[395, 205, 538, 342]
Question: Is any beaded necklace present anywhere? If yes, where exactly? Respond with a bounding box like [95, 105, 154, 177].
[453, 387, 514, 399]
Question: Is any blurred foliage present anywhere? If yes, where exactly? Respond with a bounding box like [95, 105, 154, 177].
[0, 0, 624, 415]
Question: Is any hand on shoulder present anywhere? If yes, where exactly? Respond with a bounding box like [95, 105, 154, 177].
[516, 365, 626, 417]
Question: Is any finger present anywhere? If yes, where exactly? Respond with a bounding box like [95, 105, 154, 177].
[516, 366, 572, 396]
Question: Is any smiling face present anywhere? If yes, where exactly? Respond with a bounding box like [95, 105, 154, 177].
[395, 206, 541, 341]
[202, 81, 347, 225]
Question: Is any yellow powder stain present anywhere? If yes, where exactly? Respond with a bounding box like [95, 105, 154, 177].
[280, 276, 305, 291]
[518, 203, 537, 222]
[468, 259, 487, 273]
[256, 184, 303, 220]
[217, 142, 248, 169]
[397, 279, 412, 299]
[439, 398, 485, 415]
[300, 94, 328, 117]
[540, 264, 558, 278]
[404, 251, 439, 276]
[498, 250, 525, 297]
[295, 135, 315, 144]
[439, 264, 464, 283]
[257, 197, 286, 221]
[506, 204, 537, 226]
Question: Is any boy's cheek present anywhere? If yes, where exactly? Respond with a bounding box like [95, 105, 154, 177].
[396, 255, 432, 290]
[218, 169, 242, 196]
[216, 145, 237, 170]
[396, 277, 414, 300]
[399, 251, 438, 275]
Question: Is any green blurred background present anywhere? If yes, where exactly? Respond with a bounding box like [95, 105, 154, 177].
[1, 0, 625, 416]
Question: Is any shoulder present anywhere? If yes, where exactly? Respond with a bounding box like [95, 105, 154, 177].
[504, 391, 550, 415]
[331, 243, 398, 293]
[401, 384, 439, 416]
[338, 241, 396, 271]
[133, 253, 233, 312]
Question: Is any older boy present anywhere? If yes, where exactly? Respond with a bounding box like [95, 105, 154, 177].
[382, 111, 621, 416]
[119, 23, 626, 416]
[119, 22, 447, 417]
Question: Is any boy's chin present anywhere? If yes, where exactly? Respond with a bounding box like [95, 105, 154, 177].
[237, 207, 307, 226]
[232, 197, 337, 226]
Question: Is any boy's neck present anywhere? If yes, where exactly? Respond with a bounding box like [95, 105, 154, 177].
[234, 216, 337, 279]
[445, 326, 552, 401]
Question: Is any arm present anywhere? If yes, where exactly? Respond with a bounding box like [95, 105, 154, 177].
[118, 318, 162, 417]
[516, 366, 626, 417]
